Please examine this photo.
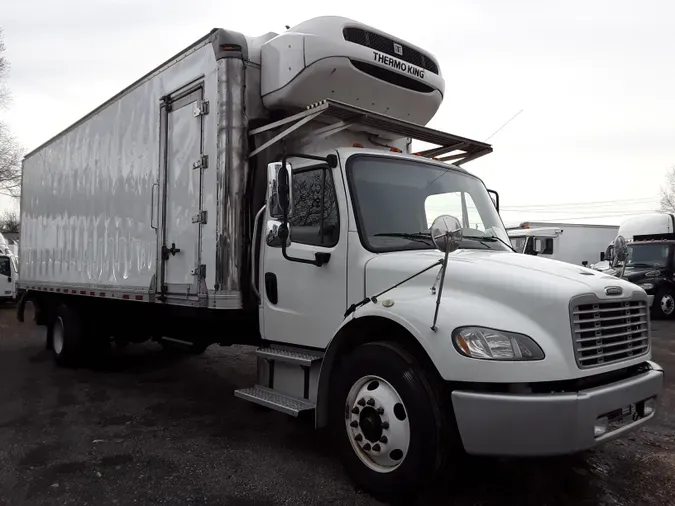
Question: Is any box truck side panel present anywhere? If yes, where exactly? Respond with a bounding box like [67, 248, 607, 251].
[19, 40, 219, 297]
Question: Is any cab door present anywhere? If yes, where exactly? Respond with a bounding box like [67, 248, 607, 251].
[259, 153, 348, 349]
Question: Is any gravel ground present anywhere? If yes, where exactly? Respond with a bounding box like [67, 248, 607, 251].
[0, 304, 673, 506]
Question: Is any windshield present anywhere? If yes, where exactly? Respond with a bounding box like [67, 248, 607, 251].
[625, 243, 671, 269]
[348, 155, 510, 252]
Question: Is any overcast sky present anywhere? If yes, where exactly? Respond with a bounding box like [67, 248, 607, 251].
[1, 0, 674, 225]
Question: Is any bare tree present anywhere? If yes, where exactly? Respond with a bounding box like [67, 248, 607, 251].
[0, 29, 22, 198]
[660, 166, 675, 213]
[0, 209, 19, 233]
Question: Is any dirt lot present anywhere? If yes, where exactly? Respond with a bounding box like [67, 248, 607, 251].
[0, 304, 673, 506]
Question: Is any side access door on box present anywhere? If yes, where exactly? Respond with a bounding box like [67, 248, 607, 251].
[157, 82, 209, 302]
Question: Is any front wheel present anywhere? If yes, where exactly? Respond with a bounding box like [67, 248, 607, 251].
[653, 288, 675, 319]
[331, 342, 452, 503]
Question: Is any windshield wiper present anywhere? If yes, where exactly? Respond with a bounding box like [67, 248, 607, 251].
[628, 262, 655, 268]
[374, 232, 434, 246]
[474, 235, 515, 251]
[462, 235, 514, 251]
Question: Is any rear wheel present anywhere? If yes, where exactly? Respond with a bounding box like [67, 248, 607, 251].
[331, 342, 451, 503]
[49, 303, 85, 367]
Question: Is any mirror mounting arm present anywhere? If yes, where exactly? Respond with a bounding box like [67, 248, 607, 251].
[278, 224, 331, 267]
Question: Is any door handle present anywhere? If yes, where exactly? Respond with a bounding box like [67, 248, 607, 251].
[265, 272, 278, 305]
[161, 243, 181, 260]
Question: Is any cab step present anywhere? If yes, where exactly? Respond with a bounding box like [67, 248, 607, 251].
[234, 385, 316, 416]
[255, 346, 322, 366]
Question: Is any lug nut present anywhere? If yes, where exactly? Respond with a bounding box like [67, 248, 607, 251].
[366, 399, 375, 406]
[355, 434, 363, 442]
[372, 444, 381, 452]
[379, 436, 388, 444]
[350, 420, 358, 428]
[382, 421, 389, 429]
[357, 398, 366, 406]
[363, 443, 371, 451]
[351, 407, 360, 415]
[376, 407, 384, 415]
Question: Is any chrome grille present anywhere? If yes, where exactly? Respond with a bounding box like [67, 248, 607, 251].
[571, 298, 649, 369]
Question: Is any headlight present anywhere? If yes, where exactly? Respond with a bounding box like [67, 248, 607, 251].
[452, 327, 545, 361]
[639, 283, 654, 291]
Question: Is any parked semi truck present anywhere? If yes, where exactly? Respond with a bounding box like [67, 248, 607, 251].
[16, 16, 663, 502]
[611, 213, 675, 318]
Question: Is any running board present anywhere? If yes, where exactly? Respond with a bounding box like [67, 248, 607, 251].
[255, 347, 322, 366]
[234, 386, 316, 416]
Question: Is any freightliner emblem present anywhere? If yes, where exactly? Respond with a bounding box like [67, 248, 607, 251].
[605, 286, 623, 296]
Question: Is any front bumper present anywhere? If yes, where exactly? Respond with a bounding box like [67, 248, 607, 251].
[451, 361, 664, 456]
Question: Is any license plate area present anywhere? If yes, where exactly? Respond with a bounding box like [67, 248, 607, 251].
[594, 396, 656, 438]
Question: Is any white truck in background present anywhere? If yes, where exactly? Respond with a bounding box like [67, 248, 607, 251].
[16, 17, 663, 502]
[508, 221, 618, 267]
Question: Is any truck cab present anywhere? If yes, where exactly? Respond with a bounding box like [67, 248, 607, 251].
[0, 253, 17, 303]
[509, 227, 560, 257]
[610, 213, 675, 317]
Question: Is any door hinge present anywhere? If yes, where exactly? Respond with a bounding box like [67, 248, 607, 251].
[191, 210, 208, 224]
[191, 264, 206, 278]
[192, 155, 208, 170]
[193, 100, 210, 117]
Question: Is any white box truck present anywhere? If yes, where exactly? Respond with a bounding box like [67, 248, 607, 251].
[508, 221, 618, 267]
[16, 16, 663, 502]
[0, 232, 18, 303]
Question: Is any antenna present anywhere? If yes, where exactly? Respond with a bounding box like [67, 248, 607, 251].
[484, 109, 524, 142]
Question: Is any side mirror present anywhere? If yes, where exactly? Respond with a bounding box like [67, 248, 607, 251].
[487, 189, 500, 212]
[430, 215, 463, 253]
[267, 162, 293, 219]
[613, 235, 628, 266]
[582, 261, 588, 267]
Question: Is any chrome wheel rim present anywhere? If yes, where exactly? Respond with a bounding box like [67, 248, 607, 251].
[53, 317, 65, 355]
[661, 294, 674, 315]
[345, 375, 410, 473]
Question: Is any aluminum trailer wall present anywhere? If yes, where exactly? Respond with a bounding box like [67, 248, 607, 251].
[18, 33, 240, 307]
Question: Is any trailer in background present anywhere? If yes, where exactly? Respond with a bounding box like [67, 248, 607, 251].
[507, 221, 618, 266]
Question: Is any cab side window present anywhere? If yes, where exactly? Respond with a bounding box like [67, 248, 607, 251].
[0, 257, 10, 277]
[289, 167, 340, 247]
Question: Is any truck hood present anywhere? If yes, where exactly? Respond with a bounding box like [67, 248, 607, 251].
[362, 249, 650, 383]
[364, 249, 637, 302]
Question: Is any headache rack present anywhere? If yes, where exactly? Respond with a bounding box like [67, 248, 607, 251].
[248, 99, 492, 165]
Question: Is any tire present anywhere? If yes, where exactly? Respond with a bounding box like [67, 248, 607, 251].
[653, 288, 675, 319]
[330, 342, 451, 504]
[49, 303, 85, 367]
